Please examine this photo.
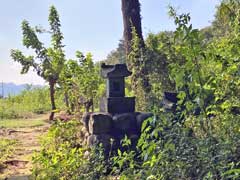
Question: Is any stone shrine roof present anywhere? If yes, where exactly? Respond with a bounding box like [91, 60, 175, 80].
[101, 63, 132, 78]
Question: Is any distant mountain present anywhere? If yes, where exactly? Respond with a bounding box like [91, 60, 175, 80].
[0, 83, 43, 97]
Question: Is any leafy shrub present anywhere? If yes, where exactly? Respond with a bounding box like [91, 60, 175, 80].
[0, 87, 65, 119]
[32, 120, 109, 180]
[32, 3, 240, 179]
[110, 5, 240, 179]
[0, 139, 18, 169]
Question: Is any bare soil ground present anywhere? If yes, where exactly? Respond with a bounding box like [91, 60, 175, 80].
[0, 115, 50, 179]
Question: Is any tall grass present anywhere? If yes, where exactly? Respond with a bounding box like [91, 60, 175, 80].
[0, 87, 64, 119]
[0, 119, 46, 128]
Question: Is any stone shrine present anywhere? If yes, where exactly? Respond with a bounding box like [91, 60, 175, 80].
[81, 63, 153, 154]
[101, 63, 135, 114]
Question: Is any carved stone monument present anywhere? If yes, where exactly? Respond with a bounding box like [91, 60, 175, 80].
[101, 63, 135, 114]
[81, 63, 153, 154]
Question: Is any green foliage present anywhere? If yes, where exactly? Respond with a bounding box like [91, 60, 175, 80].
[104, 40, 126, 64]
[127, 27, 151, 111]
[0, 139, 18, 169]
[110, 4, 240, 180]
[60, 52, 104, 113]
[0, 87, 52, 119]
[11, 5, 65, 82]
[212, 0, 240, 37]
[31, 2, 240, 180]
[33, 120, 84, 180]
[32, 120, 109, 180]
[0, 119, 45, 128]
[11, 5, 65, 120]
[128, 27, 177, 111]
[10, 5, 105, 118]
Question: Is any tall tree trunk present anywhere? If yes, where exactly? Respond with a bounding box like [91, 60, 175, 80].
[121, 0, 145, 56]
[121, 0, 150, 111]
[49, 79, 56, 120]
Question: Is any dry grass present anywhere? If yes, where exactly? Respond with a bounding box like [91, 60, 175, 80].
[0, 114, 49, 128]
[0, 119, 46, 128]
[0, 114, 50, 179]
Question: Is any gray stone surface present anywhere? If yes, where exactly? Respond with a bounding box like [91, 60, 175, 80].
[88, 113, 113, 134]
[107, 97, 135, 114]
[87, 134, 115, 151]
[101, 63, 135, 114]
[87, 134, 98, 146]
[100, 97, 107, 112]
[81, 112, 92, 132]
[101, 63, 132, 78]
[113, 113, 136, 132]
[80, 126, 88, 138]
[82, 63, 154, 154]
[84, 111, 153, 154]
[107, 77, 125, 97]
[136, 112, 153, 131]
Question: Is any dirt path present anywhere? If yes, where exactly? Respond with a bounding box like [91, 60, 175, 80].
[0, 117, 50, 179]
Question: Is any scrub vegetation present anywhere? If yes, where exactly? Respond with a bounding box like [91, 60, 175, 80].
[1, 0, 240, 179]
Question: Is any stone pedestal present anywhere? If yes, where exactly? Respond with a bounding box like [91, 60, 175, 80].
[107, 97, 135, 114]
[81, 112, 153, 154]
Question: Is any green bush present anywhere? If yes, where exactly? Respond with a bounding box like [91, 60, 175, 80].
[32, 120, 109, 180]
[114, 116, 239, 179]
[110, 5, 240, 179]
[0, 87, 65, 119]
[0, 139, 18, 169]
[32, 2, 240, 179]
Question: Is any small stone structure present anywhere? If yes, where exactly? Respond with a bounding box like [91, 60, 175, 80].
[100, 63, 135, 114]
[81, 63, 152, 153]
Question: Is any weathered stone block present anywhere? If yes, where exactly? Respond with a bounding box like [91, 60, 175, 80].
[107, 97, 135, 114]
[88, 113, 112, 134]
[80, 126, 88, 139]
[113, 113, 136, 132]
[136, 112, 153, 131]
[81, 112, 92, 132]
[99, 97, 107, 112]
[87, 134, 98, 146]
[87, 134, 115, 152]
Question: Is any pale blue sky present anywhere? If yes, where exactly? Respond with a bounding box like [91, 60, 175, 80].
[0, 0, 220, 85]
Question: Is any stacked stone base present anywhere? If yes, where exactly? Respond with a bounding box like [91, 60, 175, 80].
[81, 112, 153, 154]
